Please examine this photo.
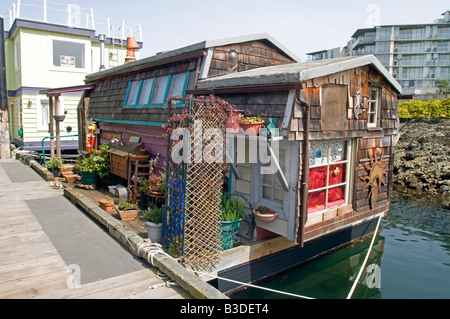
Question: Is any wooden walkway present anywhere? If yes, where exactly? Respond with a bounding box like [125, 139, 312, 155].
[0, 159, 190, 299]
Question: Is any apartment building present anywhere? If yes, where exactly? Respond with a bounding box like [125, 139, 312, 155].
[307, 10, 450, 96]
[2, 0, 142, 151]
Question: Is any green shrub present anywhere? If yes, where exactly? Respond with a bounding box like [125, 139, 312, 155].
[398, 98, 450, 119]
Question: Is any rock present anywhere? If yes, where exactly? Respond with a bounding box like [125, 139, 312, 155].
[394, 118, 450, 207]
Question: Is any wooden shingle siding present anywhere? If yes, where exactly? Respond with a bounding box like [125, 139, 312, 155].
[87, 58, 198, 122]
[208, 40, 295, 78]
[217, 91, 290, 127]
[291, 65, 399, 238]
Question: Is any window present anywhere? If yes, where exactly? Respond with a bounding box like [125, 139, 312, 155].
[368, 87, 381, 127]
[124, 72, 190, 107]
[308, 140, 351, 214]
[125, 80, 140, 106]
[49, 37, 88, 71]
[37, 99, 49, 131]
[36, 97, 65, 131]
[14, 36, 20, 71]
[150, 75, 170, 105]
[260, 147, 286, 206]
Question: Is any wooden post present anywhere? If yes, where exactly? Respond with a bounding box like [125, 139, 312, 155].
[55, 95, 61, 160]
[48, 96, 55, 158]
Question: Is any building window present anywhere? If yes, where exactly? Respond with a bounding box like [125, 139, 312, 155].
[36, 98, 65, 131]
[124, 71, 191, 107]
[368, 87, 381, 128]
[14, 36, 20, 71]
[308, 140, 351, 214]
[49, 37, 88, 71]
[260, 146, 286, 206]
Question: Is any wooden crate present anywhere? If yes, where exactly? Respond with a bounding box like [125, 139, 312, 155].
[109, 150, 129, 179]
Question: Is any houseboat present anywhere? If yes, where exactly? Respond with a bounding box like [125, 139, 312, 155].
[79, 33, 401, 294]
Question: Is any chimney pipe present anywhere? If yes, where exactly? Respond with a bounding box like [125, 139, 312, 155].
[125, 36, 139, 63]
[99, 34, 106, 71]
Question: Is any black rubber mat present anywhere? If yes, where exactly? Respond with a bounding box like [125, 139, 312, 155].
[0, 162, 43, 183]
[26, 196, 147, 285]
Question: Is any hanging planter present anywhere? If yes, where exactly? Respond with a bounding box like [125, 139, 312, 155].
[253, 206, 279, 222]
[53, 115, 66, 122]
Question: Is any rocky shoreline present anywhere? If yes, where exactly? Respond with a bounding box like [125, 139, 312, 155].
[393, 118, 450, 209]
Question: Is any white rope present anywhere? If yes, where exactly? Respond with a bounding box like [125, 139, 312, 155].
[135, 240, 178, 289]
[187, 269, 314, 300]
[346, 214, 382, 299]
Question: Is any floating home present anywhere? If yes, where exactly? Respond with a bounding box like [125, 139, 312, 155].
[80, 34, 401, 294]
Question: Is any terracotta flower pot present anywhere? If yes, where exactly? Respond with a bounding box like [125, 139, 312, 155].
[225, 109, 244, 133]
[99, 199, 114, 213]
[129, 154, 150, 163]
[239, 121, 264, 136]
[253, 206, 279, 222]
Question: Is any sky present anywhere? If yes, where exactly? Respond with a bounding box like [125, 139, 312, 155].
[1, 0, 449, 61]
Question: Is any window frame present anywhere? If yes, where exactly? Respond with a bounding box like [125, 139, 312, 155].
[307, 139, 353, 216]
[123, 71, 190, 108]
[48, 36, 90, 73]
[367, 86, 382, 128]
[14, 35, 20, 71]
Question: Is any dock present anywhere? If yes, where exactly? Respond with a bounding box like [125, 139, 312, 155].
[0, 159, 192, 299]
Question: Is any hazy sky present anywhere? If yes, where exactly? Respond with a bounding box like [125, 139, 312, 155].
[1, 0, 449, 61]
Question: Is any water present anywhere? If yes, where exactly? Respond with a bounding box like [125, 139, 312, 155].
[231, 191, 450, 299]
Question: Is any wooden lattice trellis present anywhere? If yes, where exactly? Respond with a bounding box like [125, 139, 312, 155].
[184, 99, 226, 271]
[164, 96, 231, 271]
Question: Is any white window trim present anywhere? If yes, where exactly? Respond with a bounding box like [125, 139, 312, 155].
[48, 36, 90, 73]
[368, 87, 382, 128]
[252, 140, 297, 221]
[36, 97, 65, 131]
[307, 139, 354, 219]
[14, 36, 20, 71]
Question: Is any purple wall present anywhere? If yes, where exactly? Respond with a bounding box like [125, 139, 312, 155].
[99, 122, 167, 172]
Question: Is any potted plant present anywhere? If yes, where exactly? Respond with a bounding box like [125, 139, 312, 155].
[219, 195, 244, 250]
[148, 171, 166, 196]
[46, 157, 63, 178]
[253, 205, 279, 222]
[142, 207, 163, 242]
[116, 201, 140, 220]
[75, 144, 111, 186]
[98, 199, 114, 213]
[129, 147, 150, 163]
[138, 178, 150, 211]
[239, 115, 265, 136]
[225, 108, 244, 133]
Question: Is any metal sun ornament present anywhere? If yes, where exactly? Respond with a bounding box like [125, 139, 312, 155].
[360, 148, 388, 209]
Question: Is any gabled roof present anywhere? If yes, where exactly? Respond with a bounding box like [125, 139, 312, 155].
[195, 55, 402, 94]
[85, 33, 300, 82]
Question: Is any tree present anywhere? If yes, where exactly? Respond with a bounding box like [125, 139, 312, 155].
[436, 78, 449, 94]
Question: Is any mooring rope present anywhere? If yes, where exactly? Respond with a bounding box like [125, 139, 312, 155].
[346, 214, 382, 299]
[134, 215, 382, 300]
[186, 269, 315, 299]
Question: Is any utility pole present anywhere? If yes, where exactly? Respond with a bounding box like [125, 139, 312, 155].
[0, 17, 11, 159]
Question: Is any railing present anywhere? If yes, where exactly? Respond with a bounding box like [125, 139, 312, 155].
[1, 0, 142, 41]
[41, 134, 80, 165]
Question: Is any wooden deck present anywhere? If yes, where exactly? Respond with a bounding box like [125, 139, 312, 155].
[0, 159, 190, 299]
[65, 183, 148, 238]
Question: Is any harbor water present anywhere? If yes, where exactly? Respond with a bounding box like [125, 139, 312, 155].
[231, 190, 450, 299]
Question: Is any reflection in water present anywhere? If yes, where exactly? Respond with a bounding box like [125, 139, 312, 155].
[231, 191, 450, 299]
